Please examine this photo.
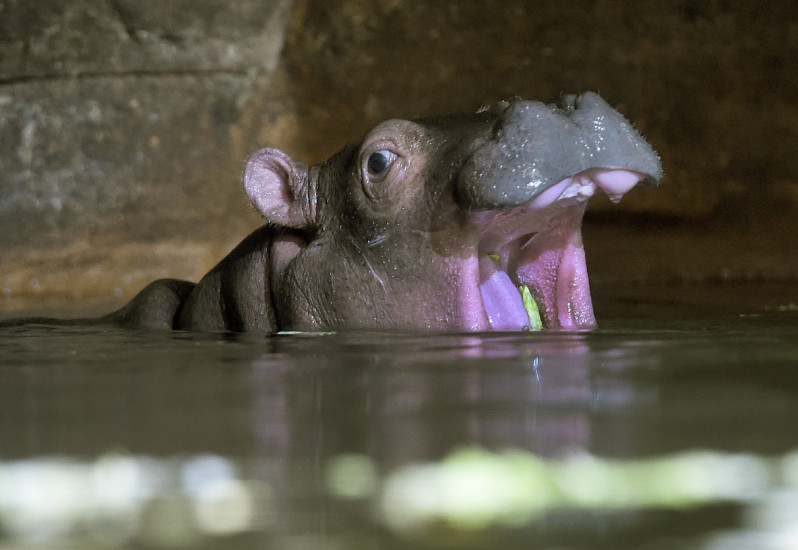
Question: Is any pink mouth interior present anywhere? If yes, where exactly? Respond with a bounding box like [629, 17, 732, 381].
[476, 169, 643, 331]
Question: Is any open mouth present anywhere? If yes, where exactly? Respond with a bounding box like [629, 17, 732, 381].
[475, 168, 646, 331]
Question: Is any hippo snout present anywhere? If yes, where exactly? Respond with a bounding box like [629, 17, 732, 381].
[458, 92, 662, 209]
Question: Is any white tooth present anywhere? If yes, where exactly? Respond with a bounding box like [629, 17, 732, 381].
[577, 183, 595, 198]
[558, 181, 596, 200]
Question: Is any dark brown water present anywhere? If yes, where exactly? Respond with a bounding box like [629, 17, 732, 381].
[1, 282, 797, 550]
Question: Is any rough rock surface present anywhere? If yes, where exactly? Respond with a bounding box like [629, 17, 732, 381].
[279, 1, 798, 217]
[1, 0, 797, 314]
[1, 0, 292, 308]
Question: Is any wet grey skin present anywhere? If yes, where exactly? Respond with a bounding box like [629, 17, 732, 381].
[459, 92, 662, 208]
[1, 93, 662, 333]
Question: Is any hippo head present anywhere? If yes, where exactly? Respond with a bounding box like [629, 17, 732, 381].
[244, 92, 662, 332]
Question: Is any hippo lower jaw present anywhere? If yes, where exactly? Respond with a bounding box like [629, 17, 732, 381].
[471, 168, 645, 331]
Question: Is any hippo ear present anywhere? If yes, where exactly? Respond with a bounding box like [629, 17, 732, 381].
[244, 148, 314, 228]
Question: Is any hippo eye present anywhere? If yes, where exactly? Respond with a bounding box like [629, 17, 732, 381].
[366, 150, 397, 178]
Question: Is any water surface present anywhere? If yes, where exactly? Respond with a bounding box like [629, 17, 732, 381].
[1, 282, 797, 549]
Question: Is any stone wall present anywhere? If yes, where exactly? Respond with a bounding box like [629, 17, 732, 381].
[1, 0, 292, 309]
[2, 0, 797, 312]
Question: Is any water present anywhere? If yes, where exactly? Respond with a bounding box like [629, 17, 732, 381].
[1, 282, 797, 550]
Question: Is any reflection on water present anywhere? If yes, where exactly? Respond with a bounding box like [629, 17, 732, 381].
[1, 282, 798, 549]
[0, 453, 273, 546]
[3, 448, 798, 548]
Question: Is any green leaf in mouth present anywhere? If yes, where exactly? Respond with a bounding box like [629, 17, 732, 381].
[519, 284, 543, 331]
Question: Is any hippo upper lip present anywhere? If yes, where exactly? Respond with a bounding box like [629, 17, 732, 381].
[457, 92, 662, 210]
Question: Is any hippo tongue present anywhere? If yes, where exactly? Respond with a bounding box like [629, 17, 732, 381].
[478, 256, 529, 330]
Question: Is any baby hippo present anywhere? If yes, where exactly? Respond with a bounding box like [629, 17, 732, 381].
[17, 93, 663, 332]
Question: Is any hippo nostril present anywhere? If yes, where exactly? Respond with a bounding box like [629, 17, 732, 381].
[560, 94, 578, 112]
[494, 100, 513, 113]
